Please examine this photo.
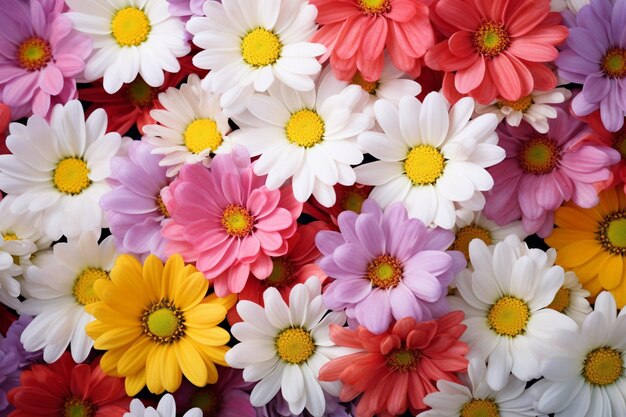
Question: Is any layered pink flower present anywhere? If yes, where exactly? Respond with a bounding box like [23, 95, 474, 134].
[425, 0, 567, 104]
[162, 147, 302, 296]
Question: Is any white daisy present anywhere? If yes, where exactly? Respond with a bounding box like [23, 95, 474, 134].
[474, 88, 572, 134]
[533, 291, 626, 417]
[125, 394, 201, 417]
[19, 231, 118, 363]
[354, 93, 505, 229]
[544, 271, 592, 326]
[0, 101, 121, 240]
[419, 358, 537, 417]
[187, 0, 326, 116]
[143, 74, 234, 177]
[230, 70, 371, 207]
[449, 235, 577, 390]
[65, 0, 190, 94]
[225, 276, 352, 417]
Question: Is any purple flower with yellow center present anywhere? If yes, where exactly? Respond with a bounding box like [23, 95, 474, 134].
[316, 199, 466, 334]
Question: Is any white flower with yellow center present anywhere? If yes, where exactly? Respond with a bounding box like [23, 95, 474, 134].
[125, 394, 201, 417]
[187, 0, 326, 116]
[143, 74, 233, 177]
[19, 231, 118, 363]
[231, 72, 371, 207]
[354, 93, 505, 230]
[65, 0, 190, 94]
[225, 277, 351, 417]
[449, 235, 577, 391]
[544, 271, 592, 326]
[0, 101, 121, 240]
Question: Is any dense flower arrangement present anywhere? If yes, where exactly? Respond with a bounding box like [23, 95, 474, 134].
[3, 0, 626, 416]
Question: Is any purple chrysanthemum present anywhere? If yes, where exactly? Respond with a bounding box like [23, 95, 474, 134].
[315, 199, 466, 334]
[167, 0, 208, 18]
[100, 140, 171, 260]
[556, 0, 626, 131]
[256, 393, 352, 417]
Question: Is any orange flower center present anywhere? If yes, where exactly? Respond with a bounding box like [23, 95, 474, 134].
[498, 95, 533, 112]
[340, 188, 369, 213]
[473, 22, 510, 58]
[156, 194, 169, 218]
[451, 224, 493, 262]
[547, 287, 570, 313]
[519, 136, 560, 175]
[366, 255, 403, 289]
[358, 0, 391, 14]
[597, 211, 626, 255]
[16, 37, 52, 70]
[386, 348, 420, 372]
[190, 388, 221, 417]
[63, 397, 95, 417]
[602, 48, 626, 78]
[127, 77, 157, 107]
[351, 72, 379, 94]
[221, 204, 254, 238]
[264, 257, 296, 288]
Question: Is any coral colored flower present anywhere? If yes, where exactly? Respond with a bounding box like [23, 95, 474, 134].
[310, 0, 435, 82]
[302, 184, 373, 229]
[162, 147, 302, 296]
[484, 108, 620, 237]
[425, 0, 568, 104]
[318, 315, 469, 417]
[0, 0, 91, 119]
[7, 352, 131, 417]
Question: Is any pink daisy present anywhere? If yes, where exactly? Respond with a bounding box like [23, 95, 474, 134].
[162, 147, 302, 296]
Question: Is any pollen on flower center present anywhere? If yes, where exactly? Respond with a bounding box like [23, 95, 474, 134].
[190, 389, 221, 417]
[73, 268, 109, 306]
[386, 348, 419, 373]
[460, 399, 499, 417]
[602, 48, 626, 78]
[367, 255, 403, 289]
[127, 77, 157, 107]
[498, 95, 533, 112]
[63, 397, 95, 417]
[359, 0, 391, 15]
[352, 72, 379, 94]
[404, 145, 445, 185]
[16, 37, 52, 70]
[111, 7, 151, 47]
[221, 204, 254, 238]
[183, 119, 223, 154]
[341, 189, 368, 213]
[265, 257, 296, 288]
[241, 28, 282, 67]
[141, 299, 185, 343]
[519, 136, 560, 175]
[53, 158, 92, 195]
[597, 211, 626, 255]
[473, 22, 510, 58]
[275, 327, 315, 364]
[547, 287, 570, 313]
[286, 109, 325, 148]
[451, 224, 493, 262]
[2, 233, 18, 241]
[583, 347, 623, 385]
[488, 296, 530, 337]
[156, 194, 169, 218]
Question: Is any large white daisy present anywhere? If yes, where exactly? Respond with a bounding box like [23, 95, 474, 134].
[19, 232, 118, 363]
[354, 93, 505, 230]
[187, 0, 325, 116]
[0, 101, 121, 240]
[231, 70, 371, 207]
[65, 0, 190, 93]
[225, 276, 352, 417]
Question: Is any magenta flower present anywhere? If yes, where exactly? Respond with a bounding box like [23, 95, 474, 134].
[0, 0, 91, 120]
[162, 146, 302, 296]
[484, 108, 620, 237]
[316, 199, 466, 334]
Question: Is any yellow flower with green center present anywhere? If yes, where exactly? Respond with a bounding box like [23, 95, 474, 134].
[85, 254, 236, 395]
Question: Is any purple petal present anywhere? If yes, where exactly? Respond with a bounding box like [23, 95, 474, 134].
[402, 270, 445, 303]
[354, 289, 392, 334]
[389, 283, 424, 321]
[355, 212, 385, 258]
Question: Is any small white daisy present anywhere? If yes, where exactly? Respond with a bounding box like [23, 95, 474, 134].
[143, 74, 234, 177]
[0, 101, 121, 240]
[225, 276, 352, 417]
[19, 231, 118, 363]
[65, 0, 190, 93]
[125, 394, 201, 417]
[474, 88, 572, 134]
[544, 271, 592, 326]
[231, 70, 371, 207]
[187, 0, 325, 115]
[354, 93, 505, 229]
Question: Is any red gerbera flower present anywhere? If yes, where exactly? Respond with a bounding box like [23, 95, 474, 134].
[302, 184, 373, 229]
[8, 353, 130, 417]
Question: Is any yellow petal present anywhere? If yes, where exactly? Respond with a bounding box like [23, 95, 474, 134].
[111, 255, 143, 285]
[203, 293, 238, 312]
[184, 304, 226, 328]
[143, 254, 165, 300]
[175, 337, 208, 387]
[117, 336, 152, 376]
[611, 282, 626, 309]
[554, 206, 599, 231]
[583, 278, 604, 300]
[145, 345, 166, 394]
[161, 346, 182, 392]
[555, 241, 603, 268]
[598, 255, 624, 290]
[197, 345, 229, 367]
[163, 254, 185, 299]
[195, 346, 219, 384]
[100, 348, 126, 375]
[88, 303, 142, 326]
[599, 188, 620, 215]
[545, 229, 596, 249]
[175, 271, 208, 310]
[186, 327, 230, 347]
[125, 370, 147, 396]
[95, 326, 142, 350]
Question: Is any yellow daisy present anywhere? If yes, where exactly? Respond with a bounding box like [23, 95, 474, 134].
[546, 187, 626, 307]
[85, 253, 236, 395]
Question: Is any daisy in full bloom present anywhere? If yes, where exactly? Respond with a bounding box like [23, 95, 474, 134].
[0, 0, 92, 120]
[317, 199, 466, 334]
[354, 93, 504, 229]
[187, 0, 326, 116]
[230, 68, 371, 207]
[533, 292, 626, 416]
[302, 184, 373, 229]
[0, 101, 121, 240]
[226, 277, 350, 417]
[125, 394, 201, 417]
[318, 314, 469, 417]
[143, 74, 234, 177]
[545, 271, 592, 325]
[449, 235, 577, 390]
[65, 0, 190, 94]
[162, 147, 302, 296]
[310, 0, 435, 82]
[545, 187, 626, 307]
[484, 109, 620, 237]
[85, 254, 236, 395]
[425, 0, 568, 104]
[19, 232, 117, 364]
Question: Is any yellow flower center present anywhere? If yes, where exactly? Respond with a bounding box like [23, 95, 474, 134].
[460, 399, 500, 417]
[275, 327, 315, 364]
[473, 22, 510, 58]
[142, 299, 185, 343]
[265, 257, 296, 288]
[73, 268, 109, 306]
[341, 188, 368, 213]
[519, 137, 560, 175]
[16, 37, 52, 70]
[156, 194, 170, 218]
[285, 109, 325, 148]
[63, 398, 95, 417]
[190, 389, 221, 417]
[597, 211, 626, 255]
[183, 119, 223, 154]
[602, 48, 626, 78]
[359, 0, 391, 14]
[547, 287, 570, 313]
[53, 158, 92, 195]
[241, 28, 282, 67]
[451, 224, 493, 262]
[111, 7, 151, 47]
[498, 95, 533, 112]
[367, 255, 403, 289]
[404, 145, 445, 185]
[2, 233, 18, 241]
[351, 72, 379, 94]
[386, 348, 419, 373]
[487, 296, 530, 337]
[583, 347, 623, 385]
[221, 204, 254, 238]
[127, 77, 157, 107]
